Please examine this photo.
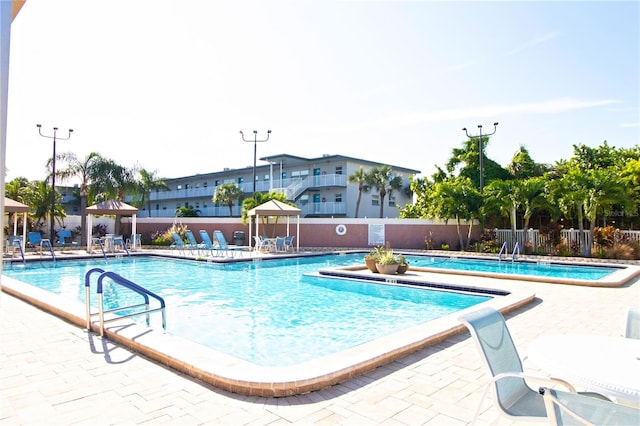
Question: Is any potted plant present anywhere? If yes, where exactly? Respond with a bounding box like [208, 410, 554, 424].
[364, 246, 384, 273]
[396, 254, 409, 275]
[375, 250, 400, 274]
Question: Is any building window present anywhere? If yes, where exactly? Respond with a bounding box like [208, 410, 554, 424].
[215, 180, 221, 186]
[335, 166, 343, 175]
[204, 182, 208, 188]
[196, 183, 200, 188]
[238, 177, 244, 184]
[263, 174, 269, 181]
[388, 197, 395, 207]
[372, 195, 379, 206]
[335, 193, 342, 202]
[177, 185, 182, 190]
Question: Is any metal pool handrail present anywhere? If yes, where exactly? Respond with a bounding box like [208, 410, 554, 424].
[84, 268, 166, 336]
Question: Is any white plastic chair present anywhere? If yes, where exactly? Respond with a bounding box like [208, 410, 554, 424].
[459, 307, 607, 424]
[624, 307, 640, 339]
[541, 387, 640, 425]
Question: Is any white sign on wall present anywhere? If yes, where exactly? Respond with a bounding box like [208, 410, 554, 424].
[367, 223, 385, 246]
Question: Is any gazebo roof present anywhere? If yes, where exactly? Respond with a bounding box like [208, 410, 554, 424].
[248, 200, 301, 217]
[86, 200, 138, 215]
[4, 197, 29, 213]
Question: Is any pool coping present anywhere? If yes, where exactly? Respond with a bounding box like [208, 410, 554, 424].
[332, 264, 640, 287]
[0, 266, 535, 397]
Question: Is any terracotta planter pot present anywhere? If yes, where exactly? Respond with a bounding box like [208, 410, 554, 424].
[375, 263, 399, 275]
[364, 257, 378, 273]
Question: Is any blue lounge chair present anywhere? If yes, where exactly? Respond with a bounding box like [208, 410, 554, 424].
[57, 229, 78, 250]
[459, 307, 608, 424]
[213, 230, 244, 258]
[185, 230, 206, 255]
[170, 232, 187, 254]
[27, 232, 42, 248]
[198, 230, 220, 257]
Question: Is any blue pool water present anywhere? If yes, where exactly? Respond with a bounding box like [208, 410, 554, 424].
[3, 254, 489, 367]
[407, 255, 618, 280]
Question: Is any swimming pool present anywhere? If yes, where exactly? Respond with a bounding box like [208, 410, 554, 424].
[406, 255, 620, 280]
[3, 254, 491, 367]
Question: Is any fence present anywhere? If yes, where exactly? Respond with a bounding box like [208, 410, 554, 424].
[494, 228, 640, 254]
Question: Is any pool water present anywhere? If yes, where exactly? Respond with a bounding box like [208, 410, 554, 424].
[3, 254, 489, 367]
[407, 255, 618, 280]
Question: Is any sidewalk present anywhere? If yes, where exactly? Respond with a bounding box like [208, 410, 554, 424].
[1, 268, 638, 425]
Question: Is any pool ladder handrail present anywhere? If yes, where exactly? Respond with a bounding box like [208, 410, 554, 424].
[91, 237, 107, 259]
[512, 242, 520, 261]
[113, 235, 130, 256]
[9, 236, 25, 264]
[498, 241, 508, 261]
[40, 239, 55, 263]
[84, 268, 166, 336]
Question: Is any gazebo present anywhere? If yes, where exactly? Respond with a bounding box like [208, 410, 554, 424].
[3, 197, 29, 248]
[247, 200, 301, 252]
[85, 200, 138, 252]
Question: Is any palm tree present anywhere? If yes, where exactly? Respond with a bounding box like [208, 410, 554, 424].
[213, 183, 243, 216]
[425, 177, 481, 250]
[57, 152, 104, 245]
[28, 180, 65, 234]
[347, 166, 368, 218]
[135, 168, 169, 217]
[365, 165, 403, 218]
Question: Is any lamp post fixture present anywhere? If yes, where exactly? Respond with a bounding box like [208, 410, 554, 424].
[37, 124, 73, 241]
[239, 130, 271, 194]
[462, 122, 498, 194]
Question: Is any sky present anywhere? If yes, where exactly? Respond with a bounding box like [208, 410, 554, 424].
[5, 0, 639, 184]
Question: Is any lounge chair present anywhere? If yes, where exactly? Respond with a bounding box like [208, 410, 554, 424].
[198, 230, 220, 257]
[624, 306, 640, 339]
[27, 232, 42, 248]
[540, 387, 640, 425]
[459, 307, 608, 424]
[185, 230, 206, 255]
[57, 229, 78, 250]
[170, 232, 187, 254]
[213, 230, 244, 258]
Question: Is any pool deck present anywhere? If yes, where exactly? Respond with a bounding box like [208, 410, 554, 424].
[1, 248, 639, 424]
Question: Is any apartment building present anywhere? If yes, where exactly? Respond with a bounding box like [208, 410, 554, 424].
[141, 153, 419, 218]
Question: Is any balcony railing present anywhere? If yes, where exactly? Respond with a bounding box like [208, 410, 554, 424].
[150, 174, 347, 202]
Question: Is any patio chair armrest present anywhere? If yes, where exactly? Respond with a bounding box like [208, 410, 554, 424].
[490, 371, 577, 392]
[540, 387, 640, 426]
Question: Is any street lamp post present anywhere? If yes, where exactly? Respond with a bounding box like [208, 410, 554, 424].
[239, 130, 271, 194]
[462, 122, 498, 193]
[37, 124, 73, 241]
